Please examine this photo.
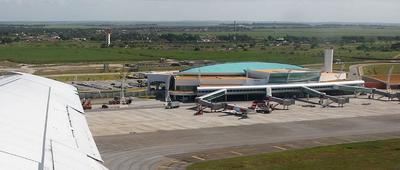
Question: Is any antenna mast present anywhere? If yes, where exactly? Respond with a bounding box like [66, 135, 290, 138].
[387, 65, 394, 92]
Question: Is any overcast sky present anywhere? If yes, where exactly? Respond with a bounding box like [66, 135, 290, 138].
[1, 0, 399, 23]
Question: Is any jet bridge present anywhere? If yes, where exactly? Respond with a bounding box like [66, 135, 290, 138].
[333, 85, 374, 94]
[268, 96, 296, 109]
[266, 87, 295, 110]
[195, 89, 253, 117]
[195, 86, 297, 116]
[301, 86, 350, 107]
[333, 85, 400, 101]
[373, 90, 400, 100]
[196, 89, 227, 111]
[199, 89, 227, 101]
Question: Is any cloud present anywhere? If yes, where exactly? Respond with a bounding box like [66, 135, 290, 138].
[0, 0, 399, 23]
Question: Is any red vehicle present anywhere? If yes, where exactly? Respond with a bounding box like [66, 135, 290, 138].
[249, 100, 272, 114]
[82, 99, 92, 110]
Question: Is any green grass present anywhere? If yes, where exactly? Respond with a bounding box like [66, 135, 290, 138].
[179, 27, 400, 39]
[2, 26, 400, 65]
[188, 138, 400, 170]
[0, 41, 398, 65]
[363, 64, 400, 76]
[44, 74, 122, 82]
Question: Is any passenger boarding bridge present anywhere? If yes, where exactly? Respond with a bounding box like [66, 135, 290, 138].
[195, 80, 400, 116]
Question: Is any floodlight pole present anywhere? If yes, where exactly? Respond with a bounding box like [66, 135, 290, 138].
[120, 64, 126, 106]
[387, 65, 394, 92]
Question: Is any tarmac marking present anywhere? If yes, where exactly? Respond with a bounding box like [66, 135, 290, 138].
[272, 146, 288, 151]
[191, 155, 206, 161]
[313, 141, 326, 145]
[285, 144, 298, 149]
[157, 166, 169, 170]
[340, 138, 358, 143]
[230, 151, 243, 156]
[170, 160, 188, 164]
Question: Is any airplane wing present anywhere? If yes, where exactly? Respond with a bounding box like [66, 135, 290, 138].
[0, 72, 107, 170]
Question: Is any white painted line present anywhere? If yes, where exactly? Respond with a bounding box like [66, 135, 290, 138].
[230, 151, 243, 156]
[313, 141, 326, 145]
[272, 146, 288, 151]
[157, 165, 169, 169]
[170, 160, 188, 164]
[341, 138, 357, 143]
[286, 144, 297, 148]
[192, 155, 206, 161]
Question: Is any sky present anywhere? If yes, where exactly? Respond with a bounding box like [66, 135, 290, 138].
[1, 0, 400, 23]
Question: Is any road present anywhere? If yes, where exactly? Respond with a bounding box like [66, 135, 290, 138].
[349, 62, 400, 80]
[94, 114, 400, 170]
[349, 64, 362, 80]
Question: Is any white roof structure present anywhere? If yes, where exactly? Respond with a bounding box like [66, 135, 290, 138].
[0, 72, 107, 170]
[198, 80, 365, 91]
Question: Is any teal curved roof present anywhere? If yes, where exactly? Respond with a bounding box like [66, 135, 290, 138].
[181, 62, 302, 73]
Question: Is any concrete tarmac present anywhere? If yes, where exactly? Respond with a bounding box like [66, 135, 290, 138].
[87, 97, 400, 136]
[95, 114, 400, 170]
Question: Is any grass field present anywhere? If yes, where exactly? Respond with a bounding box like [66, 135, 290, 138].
[188, 138, 400, 170]
[0, 41, 398, 65]
[1, 26, 400, 64]
[363, 64, 400, 75]
[44, 73, 122, 82]
[188, 27, 400, 38]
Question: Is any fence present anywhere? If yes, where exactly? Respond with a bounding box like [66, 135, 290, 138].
[78, 90, 149, 99]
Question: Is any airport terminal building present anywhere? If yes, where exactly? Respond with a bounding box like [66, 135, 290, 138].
[147, 57, 355, 102]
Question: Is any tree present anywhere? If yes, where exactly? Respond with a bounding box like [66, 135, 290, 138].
[391, 42, 400, 50]
[0, 37, 13, 44]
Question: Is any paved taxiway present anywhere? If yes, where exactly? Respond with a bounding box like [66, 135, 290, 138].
[87, 96, 400, 170]
[94, 113, 400, 170]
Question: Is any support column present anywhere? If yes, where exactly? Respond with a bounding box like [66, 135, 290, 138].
[156, 84, 160, 90]
[147, 81, 151, 94]
[165, 76, 171, 102]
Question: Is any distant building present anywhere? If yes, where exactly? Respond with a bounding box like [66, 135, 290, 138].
[105, 30, 112, 46]
[106, 33, 111, 46]
[72, 38, 87, 41]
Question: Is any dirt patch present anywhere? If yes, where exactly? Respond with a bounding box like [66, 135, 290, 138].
[0, 61, 19, 68]
[370, 74, 400, 84]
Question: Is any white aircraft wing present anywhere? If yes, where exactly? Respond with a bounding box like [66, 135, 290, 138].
[0, 72, 107, 170]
